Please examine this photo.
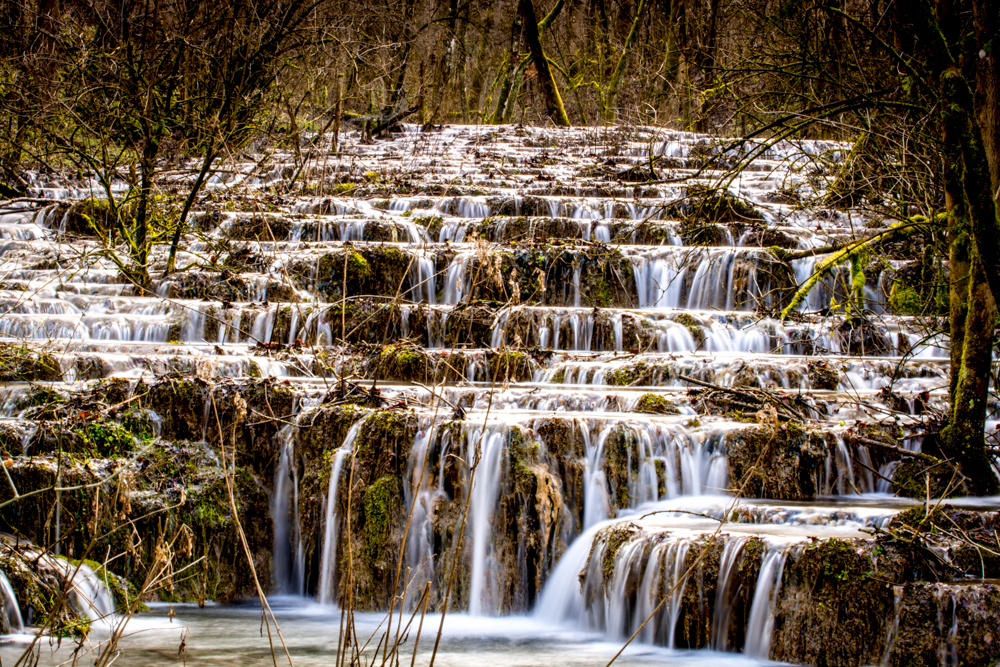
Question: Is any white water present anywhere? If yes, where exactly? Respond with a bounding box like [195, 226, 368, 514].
[317, 421, 362, 605]
[743, 548, 789, 659]
[2, 123, 985, 665]
[0, 571, 24, 634]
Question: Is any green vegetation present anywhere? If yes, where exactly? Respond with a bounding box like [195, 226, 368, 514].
[634, 393, 680, 415]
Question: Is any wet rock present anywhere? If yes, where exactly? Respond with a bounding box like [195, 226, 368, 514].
[727, 424, 828, 500]
[891, 582, 1000, 667]
[770, 538, 904, 666]
[634, 393, 681, 415]
[0, 344, 62, 382]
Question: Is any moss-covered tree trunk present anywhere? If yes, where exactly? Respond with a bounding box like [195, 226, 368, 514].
[941, 251, 997, 495]
[946, 167, 970, 400]
[973, 0, 999, 188]
[603, 0, 648, 124]
[895, 0, 1000, 494]
[517, 0, 570, 127]
[940, 121, 998, 495]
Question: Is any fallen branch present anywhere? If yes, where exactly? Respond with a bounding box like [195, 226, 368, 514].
[678, 374, 805, 421]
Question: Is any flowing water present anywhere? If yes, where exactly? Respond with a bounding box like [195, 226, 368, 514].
[0, 601, 776, 666]
[0, 123, 992, 664]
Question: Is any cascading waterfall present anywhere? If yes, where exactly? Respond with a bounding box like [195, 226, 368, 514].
[743, 546, 790, 659]
[318, 421, 363, 605]
[635, 540, 691, 647]
[581, 420, 610, 530]
[710, 536, 749, 651]
[466, 424, 508, 617]
[5, 124, 973, 666]
[273, 421, 305, 596]
[0, 571, 24, 634]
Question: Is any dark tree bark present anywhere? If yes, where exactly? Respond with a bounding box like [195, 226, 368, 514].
[891, 0, 1000, 493]
[518, 0, 570, 126]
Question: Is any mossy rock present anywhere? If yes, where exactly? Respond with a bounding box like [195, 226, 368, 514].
[634, 393, 680, 415]
[807, 360, 840, 390]
[891, 582, 1000, 667]
[771, 537, 905, 666]
[62, 198, 116, 236]
[0, 345, 62, 382]
[889, 282, 926, 316]
[339, 409, 416, 610]
[727, 424, 827, 499]
[222, 215, 292, 240]
[684, 187, 763, 223]
[678, 220, 732, 246]
[376, 344, 429, 382]
[73, 420, 137, 457]
[363, 475, 401, 566]
[604, 425, 641, 510]
[890, 458, 967, 499]
[605, 361, 653, 387]
[587, 523, 641, 588]
[486, 350, 535, 382]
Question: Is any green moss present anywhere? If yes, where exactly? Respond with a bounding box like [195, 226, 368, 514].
[0, 344, 62, 382]
[76, 559, 143, 611]
[770, 537, 905, 666]
[604, 426, 638, 509]
[415, 215, 444, 239]
[672, 313, 703, 331]
[377, 344, 428, 382]
[64, 197, 115, 236]
[487, 350, 534, 382]
[634, 393, 680, 414]
[347, 251, 371, 282]
[120, 409, 155, 440]
[363, 476, 400, 564]
[889, 282, 925, 315]
[596, 523, 639, 586]
[726, 424, 827, 499]
[606, 361, 651, 386]
[75, 420, 136, 457]
[891, 458, 966, 499]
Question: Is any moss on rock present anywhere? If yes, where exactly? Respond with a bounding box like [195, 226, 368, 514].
[726, 424, 827, 499]
[634, 393, 680, 415]
[0, 344, 62, 382]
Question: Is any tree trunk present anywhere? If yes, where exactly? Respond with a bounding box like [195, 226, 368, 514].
[942, 114, 997, 494]
[940, 251, 998, 495]
[517, 0, 570, 126]
[973, 0, 1000, 188]
[604, 0, 648, 123]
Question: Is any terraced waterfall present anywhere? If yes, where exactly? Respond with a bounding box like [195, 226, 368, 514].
[0, 124, 998, 666]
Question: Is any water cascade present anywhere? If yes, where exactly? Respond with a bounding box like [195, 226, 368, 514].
[0, 572, 24, 634]
[1, 123, 993, 667]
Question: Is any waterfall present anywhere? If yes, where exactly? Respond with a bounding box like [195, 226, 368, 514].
[581, 420, 610, 530]
[318, 421, 363, 605]
[635, 540, 691, 647]
[272, 423, 305, 596]
[3, 122, 965, 663]
[68, 562, 117, 625]
[744, 546, 789, 659]
[404, 419, 442, 601]
[26, 556, 117, 627]
[0, 571, 24, 634]
[410, 254, 437, 304]
[710, 536, 749, 651]
[442, 254, 471, 304]
[534, 522, 606, 623]
[467, 425, 508, 616]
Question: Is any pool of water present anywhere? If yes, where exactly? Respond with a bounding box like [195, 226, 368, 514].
[1, 598, 777, 666]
